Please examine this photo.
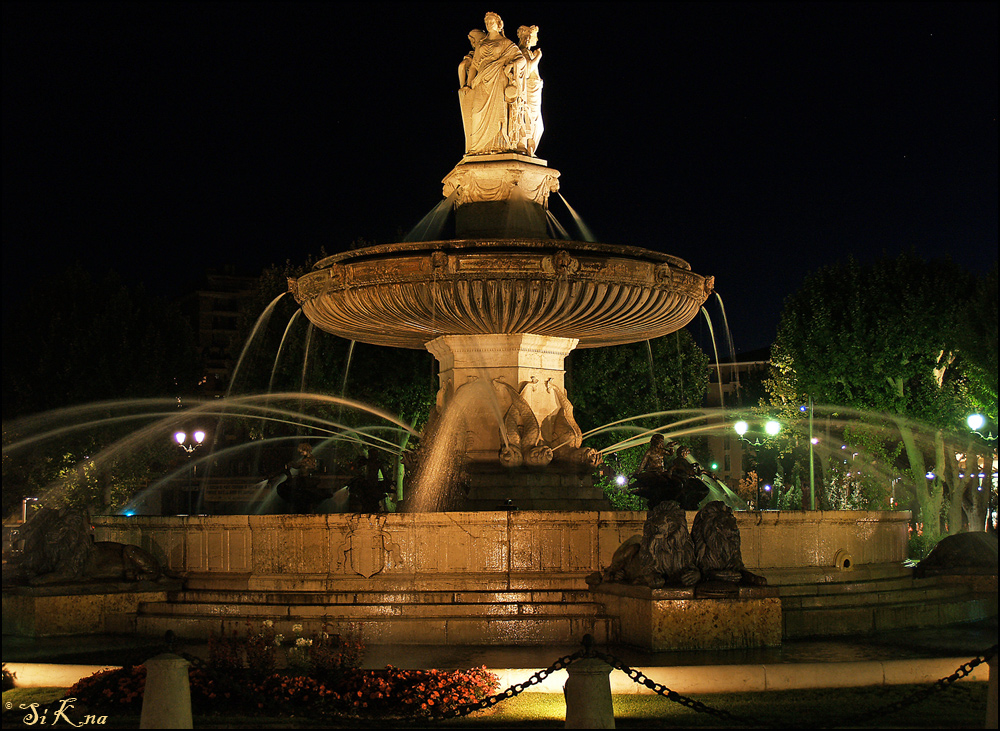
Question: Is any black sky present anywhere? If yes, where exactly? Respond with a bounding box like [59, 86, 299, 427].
[2, 1, 997, 353]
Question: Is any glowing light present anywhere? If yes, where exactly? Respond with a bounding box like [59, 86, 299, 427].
[193, 430, 206, 444]
[764, 420, 781, 436]
[811, 437, 819, 445]
[174, 431, 186, 445]
[734, 421, 749, 436]
[615, 474, 627, 486]
[967, 413, 986, 431]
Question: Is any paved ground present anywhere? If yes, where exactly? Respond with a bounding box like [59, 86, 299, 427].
[4, 618, 996, 693]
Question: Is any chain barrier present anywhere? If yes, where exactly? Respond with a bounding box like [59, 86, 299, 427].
[426, 648, 586, 721]
[157, 631, 997, 727]
[422, 637, 997, 728]
[825, 643, 997, 729]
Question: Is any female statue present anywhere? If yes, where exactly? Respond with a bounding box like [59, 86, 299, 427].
[459, 12, 527, 155]
[517, 25, 543, 156]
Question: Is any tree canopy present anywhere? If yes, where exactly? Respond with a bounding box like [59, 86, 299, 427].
[2, 264, 201, 419]
[767, 252, 997, 539]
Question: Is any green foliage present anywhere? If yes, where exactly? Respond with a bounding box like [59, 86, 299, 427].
[595, 444, 648, 510]
[2, 417, 179, 516]
[569, 329, 710, 441]
[765, 252, 995, 534]
[772, 252, 974, 426]
[1, 264, 201, 419]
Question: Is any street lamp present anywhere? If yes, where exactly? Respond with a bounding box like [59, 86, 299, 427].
[966, 413, 997, 532]
[174, 430, 206, 453]
[734, 419, 780, 446]
[174, 428, 207, 514]
[734, 418, 781, 511]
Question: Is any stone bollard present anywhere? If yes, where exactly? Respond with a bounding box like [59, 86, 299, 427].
[987, 653, 997, 730]
[139, 653, 192, 729]
[564, 657, 615, 729]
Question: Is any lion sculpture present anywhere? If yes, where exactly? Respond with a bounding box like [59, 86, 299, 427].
[587, 501, 701, 588]
[691, 501, 767, 586]
[5, 507, 162, 587]
[588, 500, 766, 590]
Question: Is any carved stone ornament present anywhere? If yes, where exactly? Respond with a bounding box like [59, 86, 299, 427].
[551, 250, 580, 276]
[339, 514, 399, 579]
[442, 159, 559, 208]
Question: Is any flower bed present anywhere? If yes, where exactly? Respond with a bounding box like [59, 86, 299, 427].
[66, 664, 500, 720]
[63, 622, 499, 720]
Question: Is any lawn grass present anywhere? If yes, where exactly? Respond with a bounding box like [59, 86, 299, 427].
[3, 682, 990, 729]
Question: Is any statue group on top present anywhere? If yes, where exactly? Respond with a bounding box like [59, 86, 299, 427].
[459, 13, 543, 157]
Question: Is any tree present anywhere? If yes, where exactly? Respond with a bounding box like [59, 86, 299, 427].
[569, 328, 711, 437]
[2, 264, 201, 418]
[224, 259, 434, 496]
[2, 264, 202, 514]
[767, 252, 993, 541]
[568, 328, 711, 505]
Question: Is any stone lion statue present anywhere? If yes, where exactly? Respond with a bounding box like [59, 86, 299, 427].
[587, 501, 701, 588]
[5, 507, 163, 587]
[588, 500, 766, 590]
[691, 501, 766, 586]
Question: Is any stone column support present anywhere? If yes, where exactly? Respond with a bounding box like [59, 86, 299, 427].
[140, 653, 192, 729]
[425, 333, 578, 464]
[564, 657, 615, 728]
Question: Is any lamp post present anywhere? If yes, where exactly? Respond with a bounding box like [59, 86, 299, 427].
[174, 429, 206, 514]
[735, 418, 781, 510]
[966, 413, 997, 533]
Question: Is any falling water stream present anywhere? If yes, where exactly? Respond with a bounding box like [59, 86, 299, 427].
[700, 307, 726, 407]
[227, 292, 287, 397]
[557, 192, 596, 242]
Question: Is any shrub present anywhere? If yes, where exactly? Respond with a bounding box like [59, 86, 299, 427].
[63, 663, 500, 720]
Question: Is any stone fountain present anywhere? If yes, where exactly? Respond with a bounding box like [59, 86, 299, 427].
[288, 12, 714, 510]
[11, 13, 942, 649]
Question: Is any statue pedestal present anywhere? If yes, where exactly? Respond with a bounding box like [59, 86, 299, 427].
[2, 582, 177, 637]
[463, 464, 609, 511]
[442, 155, 560, 238]
[594, 583, 782, 651]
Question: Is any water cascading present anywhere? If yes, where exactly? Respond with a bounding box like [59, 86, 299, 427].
[287, 13, 716, 511]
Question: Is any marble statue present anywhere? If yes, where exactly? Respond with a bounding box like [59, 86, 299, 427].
[459, 12, 528, 156]
[516, 25, 543, 155]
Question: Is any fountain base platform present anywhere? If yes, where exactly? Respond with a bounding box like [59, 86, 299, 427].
[593, 582, 782, 651]
[461, 465, 610, 511]
[2, 581, 180, 637]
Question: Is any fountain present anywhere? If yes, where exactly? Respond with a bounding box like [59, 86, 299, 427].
[7, 12, 958, 648]
[287, 12, 714, 510]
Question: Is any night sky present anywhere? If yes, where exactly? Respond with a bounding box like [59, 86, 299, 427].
[3, 1, 997, 354]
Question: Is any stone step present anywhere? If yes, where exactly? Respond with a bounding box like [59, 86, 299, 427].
[166, 589, 594, 605]
[140, 599, 608, 619]
[783, 595, 992, 638]
[780, 583, 976, 610]
[136, 611, 615, 645]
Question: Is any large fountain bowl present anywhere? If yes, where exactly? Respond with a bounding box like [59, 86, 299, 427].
[290, 239, 714, 349]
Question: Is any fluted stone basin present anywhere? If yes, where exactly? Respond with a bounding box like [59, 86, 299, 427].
[290, 237, 713, 509]
[291, 239, 713, 350]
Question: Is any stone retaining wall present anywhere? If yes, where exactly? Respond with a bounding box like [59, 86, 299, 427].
[93, 510, 910, 592]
